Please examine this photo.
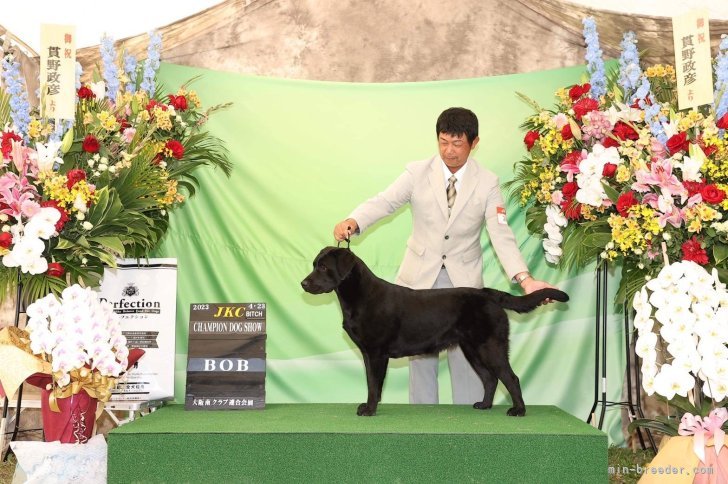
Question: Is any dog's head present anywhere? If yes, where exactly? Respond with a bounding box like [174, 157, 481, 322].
[301, 247, 358, 294]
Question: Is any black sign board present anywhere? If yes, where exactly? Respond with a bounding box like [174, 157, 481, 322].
[185, 303, 266, 410]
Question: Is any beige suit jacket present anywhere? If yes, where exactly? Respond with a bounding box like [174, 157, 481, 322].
[349, 156, 528, 290]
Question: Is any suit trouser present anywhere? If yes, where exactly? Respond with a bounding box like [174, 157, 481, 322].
[408, 267, 485, 404]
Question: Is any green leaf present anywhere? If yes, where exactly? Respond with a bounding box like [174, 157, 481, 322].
[714, 243, 728, 265]
[601, 182, 619, 204]
[582, 232, 612, 248]
[88, 236, 126, 256]
[514, 92, 543, 113]
[628, 418, 679, 436]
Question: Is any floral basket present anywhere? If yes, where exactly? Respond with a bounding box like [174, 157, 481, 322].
[0, 285, 144, 443]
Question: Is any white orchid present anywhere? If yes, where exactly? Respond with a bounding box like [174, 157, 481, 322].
[653, 364, 695, 399]
[633, 260, 728, 403]
[542, 204, 568, 264]
[24, 284, 129, 390]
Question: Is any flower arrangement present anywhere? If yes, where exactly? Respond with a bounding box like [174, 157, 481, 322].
[0, 32, 231, 304]
[633, 261, 728, 421]
[506, 18, 728, 305]
[25, 284, 129, 393]
[0, 283, 144, 443]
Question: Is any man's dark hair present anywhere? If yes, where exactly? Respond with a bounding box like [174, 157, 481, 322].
[436, 107, 478, 144]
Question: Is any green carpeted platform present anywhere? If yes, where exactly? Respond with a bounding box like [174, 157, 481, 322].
[108, 404, 606, 483]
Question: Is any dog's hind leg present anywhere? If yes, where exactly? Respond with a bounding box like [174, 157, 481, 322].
[459, 342, 498, 410]
[357, 353, 388, 416]
[480, 341, 526, 417]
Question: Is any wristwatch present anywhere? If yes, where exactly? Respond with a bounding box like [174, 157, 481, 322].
[515, 272, 532, 285]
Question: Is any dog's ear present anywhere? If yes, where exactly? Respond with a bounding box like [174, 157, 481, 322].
[334, 248, 357, 280]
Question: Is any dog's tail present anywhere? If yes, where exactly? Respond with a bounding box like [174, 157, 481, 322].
[483, 288, 569, 313]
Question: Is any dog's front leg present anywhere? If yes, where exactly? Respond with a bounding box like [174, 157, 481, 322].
[357, 354, 388, 416]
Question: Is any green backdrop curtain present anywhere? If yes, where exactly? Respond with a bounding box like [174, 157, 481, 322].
[154, 62, 626, 444]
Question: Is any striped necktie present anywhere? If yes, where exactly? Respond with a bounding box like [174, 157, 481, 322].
[446, 175, 457, 217]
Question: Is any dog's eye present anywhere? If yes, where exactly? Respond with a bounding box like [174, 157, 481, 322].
[319, 265, 327, 272]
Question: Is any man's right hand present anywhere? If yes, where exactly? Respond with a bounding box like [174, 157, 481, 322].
[334, 218, 358, 241]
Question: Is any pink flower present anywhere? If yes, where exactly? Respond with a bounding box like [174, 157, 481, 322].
[20, 200, 40, 218]
[650, 138, 668, 162]
[121, 128, 136, 144]
[632, 159, 688, 201]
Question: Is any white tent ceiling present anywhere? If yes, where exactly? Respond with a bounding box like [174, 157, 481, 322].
[2, 0, 728, 56]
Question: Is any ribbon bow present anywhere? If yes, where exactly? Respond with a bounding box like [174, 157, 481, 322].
[678, 408, 728, 463]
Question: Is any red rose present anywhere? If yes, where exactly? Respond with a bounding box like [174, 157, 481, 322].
[47, 262, 65, 278]
[602, 163, 617, 177]
[168, 94, 188, 111]
[524, 131, 540, 150]
[40, 200, 69, 232]
[117, 117, 131, 132]
[82, 135, 100, 153]
[561, 124, 573, 140]
[681, 236, 709, 265]
[146, 100, 168, 112]
[572, 97, 599, 120]
[717, 114, 728, 130]
[616, 192, 639, 216]
[701, 184, 727, 204]
[561, 198, 582, 220]
[612, 121, 639, 141]
[165, 140, 185, 160]
[561, 181, 578, 198]
[0, 232, 12, 249]
[568, 83, 591, 101]
[602, 137, 620, 148]
[66, 169, 87, 189]
[683, 181, 706, 198]
[666, 132, 689, 154]
[1, 131, 22, 158]
[77, 86, 95, 100]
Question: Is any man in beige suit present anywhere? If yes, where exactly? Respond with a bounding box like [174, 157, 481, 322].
[333, 107, 555, 405]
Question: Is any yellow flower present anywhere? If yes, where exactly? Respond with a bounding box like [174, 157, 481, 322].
[616, 165, 631, 183]
[687, 219, 703, 233]
[153, 107, 172, 131]
[695, 203, 719, 222]
[28, 119, 42, 139]
[97, 111, 119, 131]
[188, 90, 201, 108]
[83, 112, 94, 125]
[137, 110, 151, 122]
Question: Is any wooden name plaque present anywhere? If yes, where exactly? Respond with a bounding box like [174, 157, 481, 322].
[185, 303, 266, 410]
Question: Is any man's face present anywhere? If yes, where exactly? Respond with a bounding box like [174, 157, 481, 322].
[438, 132, 479, 172]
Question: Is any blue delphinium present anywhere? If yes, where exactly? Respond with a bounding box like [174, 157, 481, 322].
[49, 119, 72, 143]
[619, 31, 643, 102]
[123, 53, 138, 94]
[100, 36, 119, 103]
[714, 34, 728, 119]
[582, 17, 606, 100]
[140, 31, 162, 95]
[1, 55, 31, 139]
[633, 74, 667, 145]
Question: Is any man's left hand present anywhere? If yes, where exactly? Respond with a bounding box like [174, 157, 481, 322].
[521, 278, 558, 305]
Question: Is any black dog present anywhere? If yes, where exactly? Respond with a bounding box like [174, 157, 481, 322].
[301, 247, 568, 417]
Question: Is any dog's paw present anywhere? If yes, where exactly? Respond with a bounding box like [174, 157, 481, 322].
[506, 406, 526, 417]
[473, 401, 493, 410]
[356, 403, 376, 416]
